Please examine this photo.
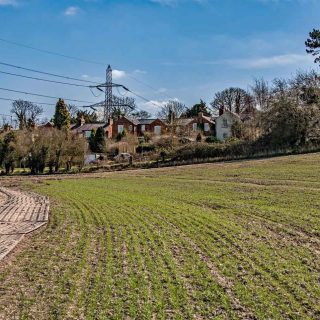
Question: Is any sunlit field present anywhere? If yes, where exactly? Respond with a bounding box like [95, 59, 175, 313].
[1, 153, 319, 319]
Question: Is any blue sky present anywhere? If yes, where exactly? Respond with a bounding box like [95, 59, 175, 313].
[0, 0, 319, 120]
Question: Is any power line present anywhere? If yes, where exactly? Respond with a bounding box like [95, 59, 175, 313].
[125, 88, 162, 108]
[0, 61, 99, 84]
[0, 37, 105, 66]
[0, 38, 164, 94]
[0, 87, 97, 104]
[0, 97, 55, 106]
[0, 70, 90, 88]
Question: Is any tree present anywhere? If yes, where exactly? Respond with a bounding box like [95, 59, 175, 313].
[210, 88, 253, 115]
[157, 100, 187, 122]
[68, 104, 79, 122]
[131, 110, 151, 119]
[11, 100, 43, 129]
[111, 96, 136, 118]
[74, 110, 98, 124]
[261, 97, 304, 147]
[290, 70, 320, 106]
[306, 29, 320, 65]
[183, 99, 211, 117]
[53, 98, 71, 129]
[250, 78, 270, 110]
[63, 133, 86, 171]
[0, 131, 16, 174]
[89, 127, 106, 153]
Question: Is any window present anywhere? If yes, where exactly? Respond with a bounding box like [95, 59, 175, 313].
[154, 126, 161, 135]
[129, 125, 133, 133]
[141, 124, 146, 132]
[84, 131, 91, 138]
[222, 119, 228, 128]
[192, 123, 197, 131]
[204, 123, 210, 132]
[118, 125, 124, 133]
[223, 133, 228, 139]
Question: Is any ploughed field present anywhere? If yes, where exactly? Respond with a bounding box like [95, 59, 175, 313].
[0, 153, 320, 319]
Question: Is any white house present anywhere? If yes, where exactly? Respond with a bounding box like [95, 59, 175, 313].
[215, 110, 240, 140]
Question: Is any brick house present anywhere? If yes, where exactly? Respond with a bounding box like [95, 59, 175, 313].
[71, 117, 113, 139]
[187, 112, 214, 136]
[112, 116, 139, 137]
[112, 116, 167, 138]
[137, 119, 167, 136]
[174, 112, 215, 136]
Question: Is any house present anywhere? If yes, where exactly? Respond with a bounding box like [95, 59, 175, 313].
[71, 117, 113, 139]
[187, 112, 214, 136]
[112, 116, 167, 138]
[112, 116, 139, 137]
[215, 109, 240, 140]
[137, 119, 167, 136]
[39, 121, 54, 129]
[173, 112, 215, 136]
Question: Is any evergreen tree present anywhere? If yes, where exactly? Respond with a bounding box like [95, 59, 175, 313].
[95, 127, 106, 153]
[306, 29, 320, 65]
[184, 100, 211, 117]
[89, 127, 106, 153]
[53, 98, 71, 129]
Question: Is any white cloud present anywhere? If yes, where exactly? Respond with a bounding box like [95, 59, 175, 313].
[141, 98, 181, 116]
[133, 69, 147, 75]
[0, 0, 17, 6]
[81, 74, 103, 81]
[64, 6, 80, 16]
[112, 69, 127, 80]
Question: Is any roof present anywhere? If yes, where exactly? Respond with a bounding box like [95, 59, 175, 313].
[176, 118, 193, 126]
[199, 114, 214, 124]
[72, 123, 108, 133]
[217, 109, 241, 119]
[137, 118, 165, 125]
[121, 116, 139, 126]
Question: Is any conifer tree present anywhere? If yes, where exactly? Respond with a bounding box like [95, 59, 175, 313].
[53, 98, 71, 129]
[306, 29, 320, 65]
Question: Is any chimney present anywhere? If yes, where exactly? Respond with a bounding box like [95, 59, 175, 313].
[219, 106, 224, 116]
[108, 118, 113, 126]
[80, 116, 85, 126]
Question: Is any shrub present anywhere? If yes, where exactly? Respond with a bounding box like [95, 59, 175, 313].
[205, 136, 219, 143]
[136, 143, 156, 154]
[154, 136, 175, 149]
[196, 133, 202, 142]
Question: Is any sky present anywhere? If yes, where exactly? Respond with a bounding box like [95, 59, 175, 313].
[0, 0, 319, 121]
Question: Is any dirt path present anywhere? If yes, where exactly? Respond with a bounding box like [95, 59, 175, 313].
[0, 187, 49, 261]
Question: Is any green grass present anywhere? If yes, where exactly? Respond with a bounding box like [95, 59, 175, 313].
[0, 153, 319, 319]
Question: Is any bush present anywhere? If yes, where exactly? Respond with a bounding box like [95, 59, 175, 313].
[136, 143, 156, 154]
[196, 133, 202, 142]
[154, 136, 175, 149]
[205, 136, 219, 143]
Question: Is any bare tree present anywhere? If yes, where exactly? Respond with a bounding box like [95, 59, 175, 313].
[112, 96, 136, 117]
[131, 110, 151, 119]
[67, 104, 79, 122]
[157, 100, 187, 122]
[251, 78, 270, 110]
[271, 78, 289, 100]
[289, 70, 320, 106]
[11, 100, 43, 129]
[210, 87, 253, 115]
